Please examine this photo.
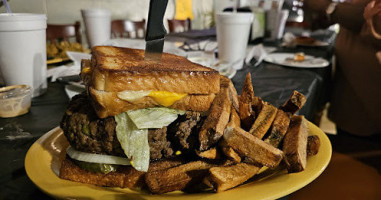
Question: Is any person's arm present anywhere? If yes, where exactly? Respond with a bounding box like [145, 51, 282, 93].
[331, 2, 366, 32]
[304, 0, 366, 32]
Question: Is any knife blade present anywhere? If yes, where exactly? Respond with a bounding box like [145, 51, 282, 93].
[145, 0, 169, 61]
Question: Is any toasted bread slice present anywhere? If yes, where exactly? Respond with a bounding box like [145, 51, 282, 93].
[87, 46, 220, 94]
[282, 115, 309, 173]
[279, 90, 307, 114]
[264, 110, 291, 147]
[249, 103, 278, 139]
[204, 163, 260, 192]
[89, 87, 216, 118]
[59, 157, 184, 189]
[223, 127, 283, 168]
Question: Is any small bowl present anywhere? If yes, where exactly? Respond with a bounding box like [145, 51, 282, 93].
[0, 85, 32, 118]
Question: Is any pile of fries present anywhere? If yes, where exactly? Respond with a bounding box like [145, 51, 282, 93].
[143, 73, 321, 194]
[47, 41, 85, 60]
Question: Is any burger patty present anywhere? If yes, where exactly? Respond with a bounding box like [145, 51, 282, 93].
[60, 94, 204, 160]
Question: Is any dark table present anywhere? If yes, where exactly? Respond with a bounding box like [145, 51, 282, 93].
[0, 31, 335, 200]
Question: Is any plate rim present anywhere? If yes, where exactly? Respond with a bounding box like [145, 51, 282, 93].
[264, 53, 330, 68]
[25, 122, 332, 200]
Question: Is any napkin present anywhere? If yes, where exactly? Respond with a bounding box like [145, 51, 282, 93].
[282, 32, 297, 47]
[245, 44, 272, 67]
[47, 51, 91, 82]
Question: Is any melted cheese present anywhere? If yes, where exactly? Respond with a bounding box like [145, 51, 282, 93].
[117, 90, 187, 107]
[81, 67, 91, 74]
[148, 91, 187, 107]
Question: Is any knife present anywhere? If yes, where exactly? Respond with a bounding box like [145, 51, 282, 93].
[145, 0, 169, 61]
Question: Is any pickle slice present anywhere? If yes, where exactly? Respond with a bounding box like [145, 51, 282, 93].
[73, 160, 118, 174]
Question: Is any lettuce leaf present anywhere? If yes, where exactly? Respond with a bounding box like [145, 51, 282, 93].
[115, 112, 150, 172]
[127, 107, 185, 129]
[115, 108, 184, 172]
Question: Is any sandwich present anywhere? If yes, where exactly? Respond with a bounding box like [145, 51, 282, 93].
[59, 46, 220, 188]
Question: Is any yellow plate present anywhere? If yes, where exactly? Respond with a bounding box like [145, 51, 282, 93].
[25, 122, 332, 200]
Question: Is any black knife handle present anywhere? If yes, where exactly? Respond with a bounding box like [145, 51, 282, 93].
[145, 0, 168, 41]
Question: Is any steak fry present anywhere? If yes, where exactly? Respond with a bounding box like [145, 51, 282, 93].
[279, 90, 307, 115]
[227, 106, 241, 128]
[307, 135, 320, 156]
[199, 82, 231, 151]
[196, 147, 221, 160]
[221, 75, 239, 112]
[249, 103, 278, 139]
[239, 73, 256, 130]
[223, 127, 283, 168]
[252, 96, 264, 117]
[204, 163, 260, 192]
[221, 146, 241, 163]
[264, 109, 291, 147]
[282, 115, 309, 173]
[145, 160, 215, 194]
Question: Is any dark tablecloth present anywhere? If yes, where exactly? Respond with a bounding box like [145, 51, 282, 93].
[0, 30, 334, 200]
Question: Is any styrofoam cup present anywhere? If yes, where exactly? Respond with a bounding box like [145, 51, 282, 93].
[216, 12, 253, 70]
[81, 9, 111, 48]
[0, 13, 47, 97]
[265, 9, 289, 40]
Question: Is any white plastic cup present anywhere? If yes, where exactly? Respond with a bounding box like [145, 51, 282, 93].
[0, 13, 47, 97]
[81, 9, 111, 48]
[216, 12, 253, 70]
[265, 9, 289, 40]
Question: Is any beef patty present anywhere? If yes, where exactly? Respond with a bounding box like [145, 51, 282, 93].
[60, 94, 203, 160]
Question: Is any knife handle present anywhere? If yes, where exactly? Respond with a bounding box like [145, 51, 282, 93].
[145, 0, 168, 41]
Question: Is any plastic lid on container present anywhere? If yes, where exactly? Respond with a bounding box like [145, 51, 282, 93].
[216, 12, 254, 24]
[0, 13, 46, 32]
[81, 8, 111, 17]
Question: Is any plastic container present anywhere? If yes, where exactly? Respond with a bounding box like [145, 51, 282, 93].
[0, 85, 32, 118]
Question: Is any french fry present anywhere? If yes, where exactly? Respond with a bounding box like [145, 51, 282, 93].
[307, 135, 320, 156]
[227, 106, 241, 128]
[279, 90, 307, 115]
[204, 163, 261, 192]
[239, 73, 256, 130]
[199, 83, 231, 151]
[221, 146, 241, 163]
[282, 115, 309, 173]
[221, 75, 239, 112]
[249, 103, 278, 139]
[145, 160, 215, 194]
[264, 109, 291, 147]
[196, 147, 221, 160]
[252, 96, 264, 117]
[223, 127, 283, 168]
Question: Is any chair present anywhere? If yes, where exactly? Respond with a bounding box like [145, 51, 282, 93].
[167, 18, 191, 33]
[111, 19, 146, 39]
[46, 21, 81, 44]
